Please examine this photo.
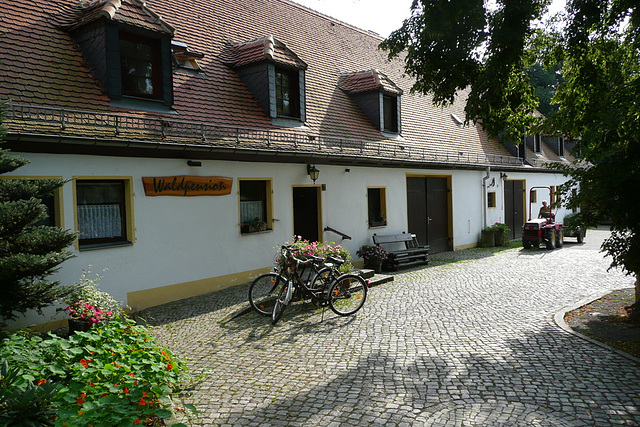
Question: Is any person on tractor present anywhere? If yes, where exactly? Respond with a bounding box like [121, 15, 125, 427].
[538, 201, 554, 222]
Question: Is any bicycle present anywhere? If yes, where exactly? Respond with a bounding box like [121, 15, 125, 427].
[249, 245, 331, 316]
[270, 252, 368, 324]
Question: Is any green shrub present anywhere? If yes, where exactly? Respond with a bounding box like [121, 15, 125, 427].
[0, 317, 193, 426]
[0, 359, 58, 426]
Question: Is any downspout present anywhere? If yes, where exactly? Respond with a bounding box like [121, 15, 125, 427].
[482, 166, 491, 229]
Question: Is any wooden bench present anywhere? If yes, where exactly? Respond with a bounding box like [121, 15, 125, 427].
[372, 232, 429, 271]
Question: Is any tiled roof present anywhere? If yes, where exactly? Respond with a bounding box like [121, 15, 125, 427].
[339, 70, 403, 95]
[223, 36, 307, 69]
[59, 0, 174, 34]
[0, 0, 567, 167]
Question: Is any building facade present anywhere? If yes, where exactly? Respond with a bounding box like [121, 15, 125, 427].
[0, 0, 573, 328]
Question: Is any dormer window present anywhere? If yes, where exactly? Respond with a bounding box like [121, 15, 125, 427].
[224, 36, 307, 126]
[339, 69, 403, 135]
[383, 94, 399, 133]
[66, 0, 175, 110]
[275, 67, 300, 118]
[558, 136, 565, 156]
[533, 134, 542, 153]
[120, 33, 162, 99]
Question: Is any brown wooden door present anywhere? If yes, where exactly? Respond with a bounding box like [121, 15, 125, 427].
[407, 177, 450, 254]
[293, 187, 319, 242]
[504, 180, 525, 240]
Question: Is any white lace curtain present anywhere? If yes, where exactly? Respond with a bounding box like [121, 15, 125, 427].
[78, 204, 122, 239]
[240, 201, 264, 222]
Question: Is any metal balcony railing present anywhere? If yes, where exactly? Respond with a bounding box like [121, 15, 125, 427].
[4, 103, 527, 168]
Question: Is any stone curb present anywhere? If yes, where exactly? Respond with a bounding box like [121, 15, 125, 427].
[553, 288, 640, 365]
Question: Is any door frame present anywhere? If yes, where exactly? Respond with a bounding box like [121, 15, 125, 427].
[406, 173, 453, 251]
[292, 184, 323, 242]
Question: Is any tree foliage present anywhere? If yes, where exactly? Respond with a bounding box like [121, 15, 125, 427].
[381, 0, 640, 291]
[0, 106, 77, 327]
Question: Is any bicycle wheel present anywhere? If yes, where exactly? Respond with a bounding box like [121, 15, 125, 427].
[328, 274, 367, 316]
[271, 281, 290, 324]
[249, 273, 284, 316]
[310, 267, 338, 292]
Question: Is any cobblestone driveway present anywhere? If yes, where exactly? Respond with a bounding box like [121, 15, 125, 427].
[144, 228, 640, 426]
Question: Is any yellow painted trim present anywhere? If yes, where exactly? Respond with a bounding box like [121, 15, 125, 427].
[366, 186, 387, 227]
[488, 191, 497, 208]
[0, 176, 65, 227]
[238, 177, 273, 232]
[127, 267, 271, 311]
[454, 242, 478, 251]
[72, 176, 136, 250]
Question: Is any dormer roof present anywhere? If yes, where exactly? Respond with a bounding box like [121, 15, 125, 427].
[339, 69, 403, 95]
[223, 35, 307, 69]
[60, 0, 174, 34]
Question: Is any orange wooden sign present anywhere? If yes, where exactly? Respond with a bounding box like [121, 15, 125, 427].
[142, 176, 233, 196]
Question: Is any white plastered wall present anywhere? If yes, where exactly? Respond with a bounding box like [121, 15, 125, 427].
[6, 152, 570, 328]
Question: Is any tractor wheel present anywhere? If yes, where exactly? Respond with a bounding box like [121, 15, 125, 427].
[556, 228, 564, 248]
[546, 229, 556, 250]
[523, 240, 532, 249]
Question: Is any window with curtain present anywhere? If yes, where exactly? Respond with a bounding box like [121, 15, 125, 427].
[239, 180, 271, 233]
[76, 180, 127, 246]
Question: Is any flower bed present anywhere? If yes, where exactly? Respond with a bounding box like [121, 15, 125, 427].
[0, 316, 194, 426]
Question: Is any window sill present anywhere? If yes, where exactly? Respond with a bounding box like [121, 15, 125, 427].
[79, 241, 133, 251]
[271, 117, 308, 129]
[241, 229, 273, 236]
[110, 98, 177, 114]
[369, 222, 387, 228]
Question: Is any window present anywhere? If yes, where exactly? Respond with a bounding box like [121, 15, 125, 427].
[558, 136, 565, 156]
[383, 95, 398, 133]
[275, 68, 300, 118]
[533, 134, 542, 153]
[530, 190, 537, 204]
[75, 179, 134, 248]
[367, 187, 387, 227]
[487, 192, 496, 208]
[120, 33, 162, 99]
[239, 179, 272, 233]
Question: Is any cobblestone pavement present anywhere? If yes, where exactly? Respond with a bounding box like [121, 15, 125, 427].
[143, 228, 640, 426]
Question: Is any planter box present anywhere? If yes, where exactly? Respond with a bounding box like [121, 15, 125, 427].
[494, 229, 507, 246]
[480, 230, 495, 247]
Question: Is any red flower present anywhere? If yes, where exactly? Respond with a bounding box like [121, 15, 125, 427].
[133, 419, 141, 425]
[139, 398, 147, 405]
[37, 379, 47, 385]
[166, 363, 173, 371]
[123, 387, 130, 394]
[128, 372, 135, 377]
[79, 359, 89, 368]
[77, 397, 84, 405]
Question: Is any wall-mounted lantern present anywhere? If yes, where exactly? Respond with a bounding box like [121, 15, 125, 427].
[307, 164, 320, 183]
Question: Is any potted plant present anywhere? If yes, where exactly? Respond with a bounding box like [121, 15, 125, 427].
[356, 244, 388, 273]
[60, 267, 123, 333]
[241, 217, 268, 233]
[491, 222, 511, 246]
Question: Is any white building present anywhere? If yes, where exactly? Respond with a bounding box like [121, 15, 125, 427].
[0, 0, 572, 329]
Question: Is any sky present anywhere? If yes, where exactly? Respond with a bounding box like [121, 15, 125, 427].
[292, 0, 567, 37]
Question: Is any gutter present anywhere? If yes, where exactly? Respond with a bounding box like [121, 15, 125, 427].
[482, 166, 491, 229]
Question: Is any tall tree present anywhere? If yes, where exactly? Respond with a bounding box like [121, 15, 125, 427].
[381, 0, 640, 300]
[0, 105, 77, 328]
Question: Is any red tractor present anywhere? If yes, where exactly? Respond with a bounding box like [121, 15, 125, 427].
[522, 186, 564, 250]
